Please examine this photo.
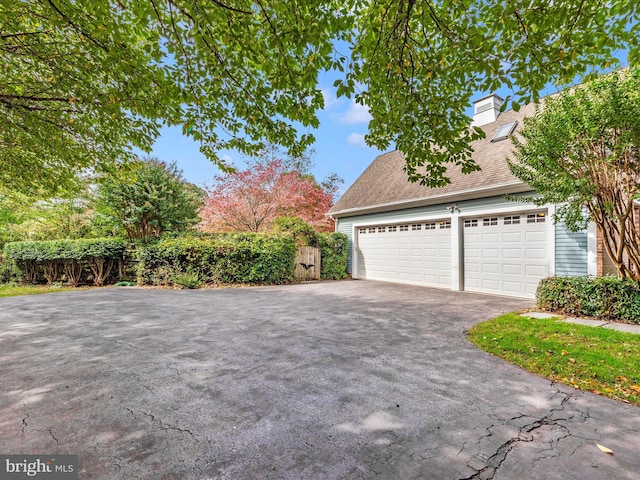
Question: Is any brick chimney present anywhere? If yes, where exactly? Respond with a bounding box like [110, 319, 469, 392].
[471, 94, 504, 127]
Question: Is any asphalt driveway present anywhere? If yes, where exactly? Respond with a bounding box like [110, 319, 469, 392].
[0, 280, 638, 479]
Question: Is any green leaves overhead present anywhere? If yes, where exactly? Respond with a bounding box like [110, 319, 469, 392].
[344, 0, 639, 186]
[1, 1, 639, 193]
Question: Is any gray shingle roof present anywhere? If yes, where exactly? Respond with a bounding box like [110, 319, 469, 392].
[329, 102, 535, 217]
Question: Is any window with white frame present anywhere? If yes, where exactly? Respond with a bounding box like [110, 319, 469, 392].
[464, 219, 478, 228]
[527, 213, 546, 223]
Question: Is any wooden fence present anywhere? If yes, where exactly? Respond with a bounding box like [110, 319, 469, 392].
[294, 246, 320, 281]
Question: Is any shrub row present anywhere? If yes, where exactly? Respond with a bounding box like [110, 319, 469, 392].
[3, 238, 126, 286]
[536, 276, 640, 324]
[1, 228, 350, 289]
[136, 233, 297, 287]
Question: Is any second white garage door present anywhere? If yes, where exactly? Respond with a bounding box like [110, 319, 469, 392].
[356, 220, 452, 288]
[463, 212, 549, 298]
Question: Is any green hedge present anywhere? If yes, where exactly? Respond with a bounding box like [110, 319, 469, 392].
[536, 276, 640, 324]
[3, 238, 126, 285]
[0, 256, 20, 284]
[318, 232, 348, 280]
[136, 233, 297, 286]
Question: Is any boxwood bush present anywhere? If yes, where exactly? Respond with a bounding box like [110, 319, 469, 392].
[318, 232, 348, 280]
[3, 238, 126, 285]
[536, 276, 640, 323]
[0, 256, 20, 284]
[136, 233, 297, 286]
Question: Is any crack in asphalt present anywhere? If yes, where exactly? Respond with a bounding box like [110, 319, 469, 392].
[21, 414, 29, 436]
[459, 389, 577, 480]
[47, 429, 59, 445]
[110, 339, 140, 350]
[166, 362, 181, 379]
[125, 407, 195, 438]
[122, 406, 196, 437]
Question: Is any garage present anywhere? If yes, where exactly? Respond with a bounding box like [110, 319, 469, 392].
[355, 220, 452, 288]
[463, 212, 549, 298]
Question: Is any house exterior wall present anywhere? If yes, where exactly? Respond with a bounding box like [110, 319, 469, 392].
[555, 220, 589, 276]
[337, 194, 540, 274]
[336, 220, 355, 273]
[336, 194, 589, 282]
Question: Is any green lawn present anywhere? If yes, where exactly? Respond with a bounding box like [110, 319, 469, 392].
[0, 284, 76, 298]
[467, 313, 640, 406]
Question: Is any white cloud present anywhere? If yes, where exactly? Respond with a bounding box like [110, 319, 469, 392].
[321, 88, 339, 110]
[336, 99, 372, 125]
[347, 132, 367, 147]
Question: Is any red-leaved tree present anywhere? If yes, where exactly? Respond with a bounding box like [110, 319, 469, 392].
[199, 160, 335, 232]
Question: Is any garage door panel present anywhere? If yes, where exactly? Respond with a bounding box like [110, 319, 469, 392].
[502, 281, 524, 293]
[464, 213, 549, 299]
[482, 279, 500, 290]
[525, 231, 546, 242]
[357, 220, 451, 288]
[482, 233, 500, 243]
[481, 248, 500, 259]
[482, 263, 500, 274]
[502, 232, 522, 242]
[526, 248, 547, 260]
[465, 261, 480, 274]
[502, 264, 523, 275]
[502, 248, 523, 259]
[525, 264, 547, 276]
[465, 247, 480, 257]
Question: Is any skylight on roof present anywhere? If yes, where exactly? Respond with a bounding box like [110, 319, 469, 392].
[491, 121, 518, 142]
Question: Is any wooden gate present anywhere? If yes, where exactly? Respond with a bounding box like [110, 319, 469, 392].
[294, 246, 321, 281]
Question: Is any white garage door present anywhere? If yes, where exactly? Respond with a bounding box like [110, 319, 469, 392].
[356, 220, 451, 288]
[464, 212, 549, 298]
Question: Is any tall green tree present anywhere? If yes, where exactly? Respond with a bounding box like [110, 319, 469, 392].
[95, 158, 203, 240]
[508, 69, 640, 280]
[0, 190, 93, 247]
[2, 1, 638, 193]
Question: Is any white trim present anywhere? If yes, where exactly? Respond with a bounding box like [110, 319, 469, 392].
[350, 212, 451, 228]
[547, 204, 556, 276]
[349, 204, 549, 229]
[351, 224, 360, 278]
[450, 211, 462, 291]
[458, 204, 548, 219]
[587, 221, 598, 276]
[330, 182, 529, 217]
